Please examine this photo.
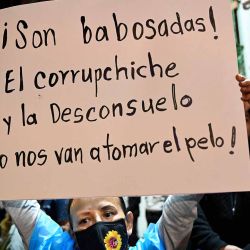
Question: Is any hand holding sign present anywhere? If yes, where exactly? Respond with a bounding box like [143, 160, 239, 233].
[237, 74, 250, 103]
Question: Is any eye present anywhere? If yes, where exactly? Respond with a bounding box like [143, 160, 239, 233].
[104, 212, 112, 217]
[78, 218, 89, 225]
[104, 210, 116, 218]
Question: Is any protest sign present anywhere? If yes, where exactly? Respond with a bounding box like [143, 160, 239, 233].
[0, 0, 249, 200]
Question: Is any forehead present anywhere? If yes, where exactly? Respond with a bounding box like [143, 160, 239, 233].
[70, 197, 122, 213]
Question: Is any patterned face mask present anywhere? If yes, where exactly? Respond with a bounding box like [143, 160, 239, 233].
[75, 219, 129, 250]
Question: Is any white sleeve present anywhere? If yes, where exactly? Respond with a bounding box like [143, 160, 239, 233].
[158, 194, 203, 250]
[2, 200, 41, 249]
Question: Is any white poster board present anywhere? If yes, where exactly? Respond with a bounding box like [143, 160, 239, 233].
[0, 0, 249, 200]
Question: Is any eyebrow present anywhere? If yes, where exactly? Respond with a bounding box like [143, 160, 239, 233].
[76, 204, 117, 217]
[100, 205, 117, 211]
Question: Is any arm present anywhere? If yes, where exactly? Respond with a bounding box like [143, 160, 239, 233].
[2, 200, 74, 250]
[158, 194, 203, 250]
[2, 200, 41, 249]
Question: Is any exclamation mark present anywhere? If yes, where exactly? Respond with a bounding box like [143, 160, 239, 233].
[2, 23, 8, 49]
[229, 126, 236, 155]
[209, 6, 218, 40]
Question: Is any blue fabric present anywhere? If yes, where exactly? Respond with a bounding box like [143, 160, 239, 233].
[130, 223, 166, 250]
[30, 211, 74, 250]
[30, 212, 166, 250]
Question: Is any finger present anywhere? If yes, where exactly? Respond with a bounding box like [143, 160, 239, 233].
[236, 74, 246, 82]
[240, 86, 250, 93]
[239, 80, 250, 87]
[241, 93, 250, 102]
[243, 101, 250, 111]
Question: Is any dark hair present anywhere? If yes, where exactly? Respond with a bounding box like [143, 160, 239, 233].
[68, 197, 127, 230]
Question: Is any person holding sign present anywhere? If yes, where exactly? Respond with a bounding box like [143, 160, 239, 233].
[0, 195, 202, 250]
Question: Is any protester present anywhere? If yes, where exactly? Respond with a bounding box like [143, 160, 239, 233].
[0, 195, 202, 250]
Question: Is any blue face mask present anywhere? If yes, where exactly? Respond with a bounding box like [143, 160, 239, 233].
[74, 219, 129, 250]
